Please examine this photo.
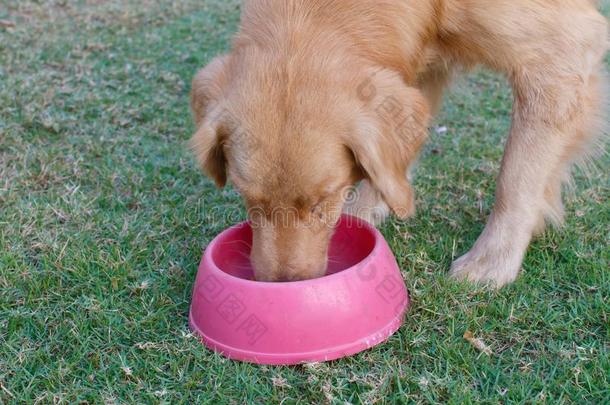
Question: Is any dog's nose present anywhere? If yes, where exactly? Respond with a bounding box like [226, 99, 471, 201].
[251, 247, 328, 282]
[275, 273, 308, 282]
[276, 262, 327, 282]
[275, 273, 312, 282]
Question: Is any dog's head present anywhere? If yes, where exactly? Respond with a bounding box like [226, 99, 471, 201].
[190, 52, 429, 281]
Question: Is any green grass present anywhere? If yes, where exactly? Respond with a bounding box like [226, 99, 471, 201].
[1, 1, 608, 403]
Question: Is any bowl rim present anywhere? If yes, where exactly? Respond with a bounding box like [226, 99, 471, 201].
[203, 214, 385, 287]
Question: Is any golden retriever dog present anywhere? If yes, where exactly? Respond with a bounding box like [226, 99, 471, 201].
[190, 0, 608, 286]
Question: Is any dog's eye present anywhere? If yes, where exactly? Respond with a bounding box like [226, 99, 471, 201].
[310, 203, 324, 219]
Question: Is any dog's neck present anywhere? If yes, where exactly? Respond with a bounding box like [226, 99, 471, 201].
[234, 0, 441, 83]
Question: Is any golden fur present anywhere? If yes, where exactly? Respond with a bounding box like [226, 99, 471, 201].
[190, 0, 608, 285]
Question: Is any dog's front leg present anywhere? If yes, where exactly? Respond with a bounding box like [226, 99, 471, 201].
[343, 180, 391, 226]
[450, 63, 606, 287]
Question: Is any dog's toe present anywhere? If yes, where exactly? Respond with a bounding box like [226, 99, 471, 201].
[449, 251, 521, 289]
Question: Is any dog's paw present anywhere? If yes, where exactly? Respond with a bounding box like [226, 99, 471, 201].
[449, 250, 521, 288]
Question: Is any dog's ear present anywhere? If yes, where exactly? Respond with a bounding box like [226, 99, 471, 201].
[346, 71, 430, 219]
[189, 55, 231, 188]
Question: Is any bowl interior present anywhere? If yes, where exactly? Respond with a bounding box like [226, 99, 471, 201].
[211, 217, 376, 281]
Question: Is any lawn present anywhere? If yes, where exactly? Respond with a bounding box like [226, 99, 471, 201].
[0, 1, 608, 403]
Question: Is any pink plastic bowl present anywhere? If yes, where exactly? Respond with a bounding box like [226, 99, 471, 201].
[189, 214, 409, 365]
